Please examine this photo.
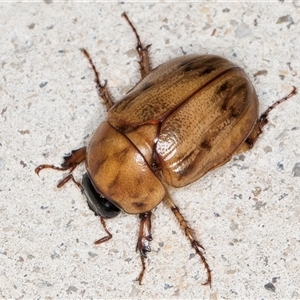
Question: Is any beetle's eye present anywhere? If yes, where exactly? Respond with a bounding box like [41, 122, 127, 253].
[82, 173, 120, 219]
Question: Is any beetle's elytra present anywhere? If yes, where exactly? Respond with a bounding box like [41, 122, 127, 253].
[35, 12, 296, 286]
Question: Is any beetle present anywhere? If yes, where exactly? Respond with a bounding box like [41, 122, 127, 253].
[35, 12, 296, 286]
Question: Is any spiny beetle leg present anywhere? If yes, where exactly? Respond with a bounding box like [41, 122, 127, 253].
[122, 12, 152, 78]
[81, 48, 114, 110]
[164, 191, 212, 287]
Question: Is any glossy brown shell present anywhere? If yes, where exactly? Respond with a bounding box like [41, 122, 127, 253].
[86, 54, 258, 214]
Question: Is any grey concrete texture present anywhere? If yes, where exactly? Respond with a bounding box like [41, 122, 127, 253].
[1, 1, 299, 299]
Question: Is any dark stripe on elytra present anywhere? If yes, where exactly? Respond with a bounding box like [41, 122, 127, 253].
[176, 136, 212, 174]
[172, 148, 198, 177]
[201, 89, 249, 149]
[220, 82, 248, 117]
[177, 139, 211, 176]
[177, 84, 249, 177]
[179, 56, 223, 74]
[200, 139, 212, 149]
[183, 62, 217, 76]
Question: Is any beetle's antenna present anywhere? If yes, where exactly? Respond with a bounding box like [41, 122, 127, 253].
[122, 12, 152, 78]
[80, 48, 114, 110]
[164, 190, 212, 287]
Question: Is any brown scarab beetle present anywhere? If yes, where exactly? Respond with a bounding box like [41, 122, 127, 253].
[35, 12, 296, 286]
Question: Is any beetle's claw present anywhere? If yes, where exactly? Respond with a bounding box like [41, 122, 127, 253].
[145, 44, 151, 51]
[35, 164, 51, 176]
[35, 166, 42, 176]
[201, 278, 212, 288]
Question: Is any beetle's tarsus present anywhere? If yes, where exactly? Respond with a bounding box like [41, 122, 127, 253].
[136, 255, 146, 285]
[35, 165, 47, 175]
[35, 164, 69, 176]
[81, 48, 114, 110]
[164, 191, 212, 287]
[122, 11, 152, 78]
[191, 240, 212, 287]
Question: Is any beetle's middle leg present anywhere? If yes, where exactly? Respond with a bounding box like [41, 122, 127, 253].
[122, 12, 152, 78]
[35, 147, 86, 188]
[136, 211, 152, 284]
[164, 191, 212, 287]
[236, 86, 296, 153]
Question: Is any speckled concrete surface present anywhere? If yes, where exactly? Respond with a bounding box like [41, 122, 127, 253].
[1, 1, 299, 299]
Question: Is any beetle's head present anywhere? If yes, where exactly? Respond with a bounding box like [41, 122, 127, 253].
[82, 173, 120, 219]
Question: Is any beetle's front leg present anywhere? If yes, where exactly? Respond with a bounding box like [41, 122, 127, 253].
[94, 217, 113, 244]
[136, 211, 152, 284]
[35, 147, 86, 188]
[122, 12, 152, 78]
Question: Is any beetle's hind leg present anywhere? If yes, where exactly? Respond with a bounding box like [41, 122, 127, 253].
[35, 147, 86, 188]
[236, 86, 297, 153]
[122, 12, 152, 78]
[136, 211, 152, 284]
[81, 48, 114, 110]
[164, 191, 212, 287]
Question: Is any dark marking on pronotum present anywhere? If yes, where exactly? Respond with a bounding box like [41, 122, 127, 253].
[133, 201, 146, 208]
[113, 147, 130, 163]
[108, 173, 121, 191]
